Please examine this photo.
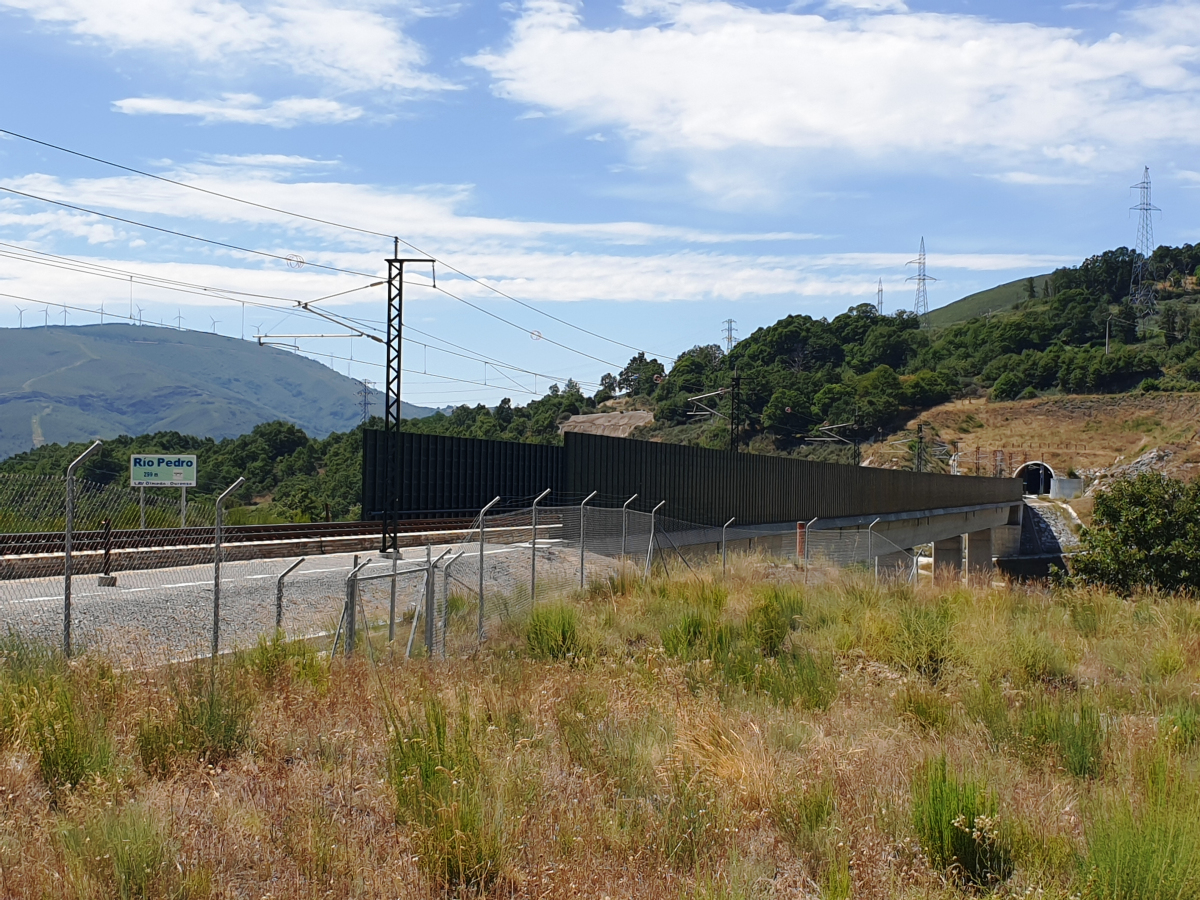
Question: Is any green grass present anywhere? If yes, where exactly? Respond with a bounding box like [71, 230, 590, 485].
[386, 695, 510, 890]
[926, 274, 1051, 328]
[1020, 693, 1106, 778]
[61, 802, 178, 900]
[29, 682, 114, 798]
[911, 755, 1013, 888]
[135, 665, 254, 776]
[526, 603, 588, 660]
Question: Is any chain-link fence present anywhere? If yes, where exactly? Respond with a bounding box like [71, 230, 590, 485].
[1, 470, 935, 665]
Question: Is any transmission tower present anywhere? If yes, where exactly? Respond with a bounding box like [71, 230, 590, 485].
[906, 237, 936, 324]
[722, 318, 737, 352]
[1129, 166, 1161, 314]
[876, 278, 884, 314]
[358, 379, 374, 424]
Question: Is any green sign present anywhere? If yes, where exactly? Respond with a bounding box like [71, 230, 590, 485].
[130, 455, 197, 487]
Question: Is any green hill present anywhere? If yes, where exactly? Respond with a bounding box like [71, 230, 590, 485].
[926, 274, 1052, 328]
[0, 324, 438, 460]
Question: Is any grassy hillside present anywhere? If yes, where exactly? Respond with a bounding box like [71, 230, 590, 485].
[0, 324, 437, 459]
[925, 273, 1051, 327]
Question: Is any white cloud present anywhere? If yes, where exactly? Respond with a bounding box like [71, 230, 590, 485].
[113, 94, 364, 127]
[471, 0, 1200, 170]
[0, 0, 453, 96]
[824, 0, 907, 11]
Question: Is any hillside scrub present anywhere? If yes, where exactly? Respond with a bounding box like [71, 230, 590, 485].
[0, 560, 1197, 896]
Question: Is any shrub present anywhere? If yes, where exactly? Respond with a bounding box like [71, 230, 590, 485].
[136, 667, 254, 776]
[526, 604, 587, 660]
[386, 695, 509, 889]
[1020, 693, 1106, 778]
[911, 755, 1012, 887]
[61, 803, 177, 900]
[1070, 473, 1200, 594]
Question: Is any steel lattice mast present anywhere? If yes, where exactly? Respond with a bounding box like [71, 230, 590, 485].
[906, 237, 936, 324]
[1129, 166, 1160, 314]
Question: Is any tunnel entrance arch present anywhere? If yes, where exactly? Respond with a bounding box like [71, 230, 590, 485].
[1013, 461, 1054, 495]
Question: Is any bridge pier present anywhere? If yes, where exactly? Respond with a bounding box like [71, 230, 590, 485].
[933, 536, 963, 582]
[966, 529, 994, 581]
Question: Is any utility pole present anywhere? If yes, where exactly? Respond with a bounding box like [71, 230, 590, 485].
[914, 423, 925, 473]
[907, 237, 937, 325]
[383, 239, 434, 554]
[722, 318, 737, 353]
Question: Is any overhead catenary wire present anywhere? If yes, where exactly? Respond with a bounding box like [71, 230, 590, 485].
[0, 186, 628, 369]
[0, 127, 677, 362]
[0, 245, 603, 387]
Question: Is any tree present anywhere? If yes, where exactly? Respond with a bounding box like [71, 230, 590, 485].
[618, 352, 665, 396]
[1070, 473, 1200, 594]
[1024, 277, 1037, 300]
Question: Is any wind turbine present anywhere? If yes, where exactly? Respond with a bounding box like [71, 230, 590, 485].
[43, 306, 49, 327]
[61, 308, 68, 325]
[99, 301, 105, 324]
[136, 305, 144, 327]
[15, 306, 24, 328]
[209, 316, 220, 334]
[174, 308, 184, 330]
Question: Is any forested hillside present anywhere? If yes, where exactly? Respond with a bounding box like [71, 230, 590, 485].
[8, 243, 1200, 520]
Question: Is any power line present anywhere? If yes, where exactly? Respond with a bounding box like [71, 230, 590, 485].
[0, 127, 677, 362]
[0, 187, 631, 370]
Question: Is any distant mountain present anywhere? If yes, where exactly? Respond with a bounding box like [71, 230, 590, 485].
[926, 274, 1052, 327]
[0, 324, 442, 459]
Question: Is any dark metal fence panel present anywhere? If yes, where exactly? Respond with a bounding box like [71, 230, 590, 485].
[363, 429, 1022, 525]
[562, 432, 1022, 525]
[361, 430, 566, 520]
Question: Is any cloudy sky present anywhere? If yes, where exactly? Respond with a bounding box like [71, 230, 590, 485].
[1, 0, 1197, 406]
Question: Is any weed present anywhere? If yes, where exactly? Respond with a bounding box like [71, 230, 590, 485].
[386, 695, 509, 889]
[659, 769, 723, 868]
[771, 779, 835, 854]
[963, 679, 1012, 749]
[1010, 625, 1074, 686]
[896, 683, 955, 732]
[1082, 777, 1200, 900]
[893, 603, 955, 681]
[526, 603, 587, 660]
[1020, 693, 1106, 778]
[557, 687, 668, 798]
[61, 802, 177, 900]
[136, 666, 254, 776]
[239, 631, 325, 689]
[29, 682, 112, 797]
[911, 755, 1013, 887]
[749, 584, 805, 656]
[1160, 701, 1200, 751]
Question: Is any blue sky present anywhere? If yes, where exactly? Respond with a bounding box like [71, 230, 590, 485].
[1, 0, 1198, 408]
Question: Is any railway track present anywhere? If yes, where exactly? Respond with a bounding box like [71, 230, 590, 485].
[0, 517, 479, 557]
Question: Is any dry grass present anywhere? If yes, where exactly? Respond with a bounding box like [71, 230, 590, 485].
[0, 559, 1199, 897]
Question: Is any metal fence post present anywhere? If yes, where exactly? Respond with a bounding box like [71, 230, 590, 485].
[722, 516, 735, 575]
[344, 558, 371, 657]
[181, 485, 187, 528]
[868, 517, 881, 581]
[580, 490, 597, 589]
[644, 501, 665, 579]
[621, 493, 638, 558]
[442, 552, 461, 658]
[212, 477, 246, 664]
[139, 486, 145, 530]
[424, 545, 435, 653]
[803, 517, 818, 585]
[275, 557, 306, 631]
[530, 488, 551, 604]
[63, 440, 102, 658]
[478, 497, 500, 643]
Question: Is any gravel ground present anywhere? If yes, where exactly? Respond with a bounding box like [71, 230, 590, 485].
[0, 540, 622, 665]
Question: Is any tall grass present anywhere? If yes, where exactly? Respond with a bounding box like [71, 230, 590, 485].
[526, 603, 588, 660]
[29, 681, 113, 797]
[135, 665, 254, 776]
[911, 755, 1012, 888]
[61, 802, 178, 900]
[386, 695, 510, 890]
[1020, 693, 1106, 778]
